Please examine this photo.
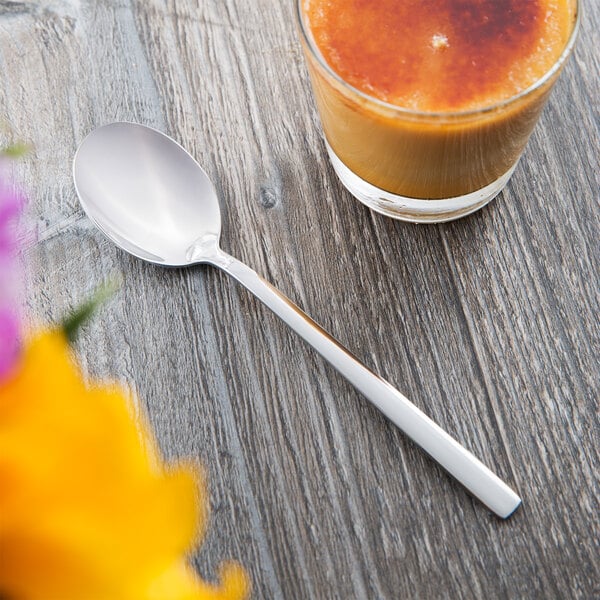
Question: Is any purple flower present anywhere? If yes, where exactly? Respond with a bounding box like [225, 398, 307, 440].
[0, 167, 25, 381]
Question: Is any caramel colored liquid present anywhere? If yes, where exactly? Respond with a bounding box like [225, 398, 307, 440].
[307, 0, 572, 112]
[301, 0, 577, 199]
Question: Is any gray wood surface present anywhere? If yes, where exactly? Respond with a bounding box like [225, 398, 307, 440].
[3, 0, 598, 597]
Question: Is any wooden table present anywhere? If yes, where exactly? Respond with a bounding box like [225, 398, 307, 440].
[4, 0, 598, 597]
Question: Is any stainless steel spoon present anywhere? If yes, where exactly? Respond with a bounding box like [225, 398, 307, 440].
[73, 122, 521, 518]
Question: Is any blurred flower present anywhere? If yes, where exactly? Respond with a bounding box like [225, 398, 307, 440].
[0, 330, 249, 600]
[0, 166, 25, 382]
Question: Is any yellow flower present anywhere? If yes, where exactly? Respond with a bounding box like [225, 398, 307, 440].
[0, 330, 249, 600]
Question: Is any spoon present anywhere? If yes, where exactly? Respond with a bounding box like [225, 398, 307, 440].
[73, 122, 521, 518]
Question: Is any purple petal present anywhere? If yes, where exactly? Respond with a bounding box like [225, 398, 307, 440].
[0, 168, 25, 382]
[0, 306, 20, 380]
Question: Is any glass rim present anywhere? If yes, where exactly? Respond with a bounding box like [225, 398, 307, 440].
[296, 0, 581, 119]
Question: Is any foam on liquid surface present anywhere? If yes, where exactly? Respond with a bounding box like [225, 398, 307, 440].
[305, 0, 573, 111]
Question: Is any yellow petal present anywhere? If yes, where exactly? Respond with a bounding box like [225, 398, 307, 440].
[0, 331, 248, 599]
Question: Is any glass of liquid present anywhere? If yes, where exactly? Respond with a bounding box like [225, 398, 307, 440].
[297, 0, 579, 223]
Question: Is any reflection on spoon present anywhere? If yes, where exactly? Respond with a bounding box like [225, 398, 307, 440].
[73, 122, 521, 518]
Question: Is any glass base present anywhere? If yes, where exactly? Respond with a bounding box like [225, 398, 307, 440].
[325, 141, 517, 223]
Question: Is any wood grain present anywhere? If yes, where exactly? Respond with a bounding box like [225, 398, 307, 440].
[2, 0, 598, 597]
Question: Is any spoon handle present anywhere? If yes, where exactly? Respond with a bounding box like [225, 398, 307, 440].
[212, 250, 521, 518]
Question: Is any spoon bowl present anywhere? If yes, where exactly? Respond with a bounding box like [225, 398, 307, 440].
[74, 122, 221, 265]
[73, 122, 521, 518]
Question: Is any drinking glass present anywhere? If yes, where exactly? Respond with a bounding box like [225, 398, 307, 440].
[296, 0, 580, 223]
